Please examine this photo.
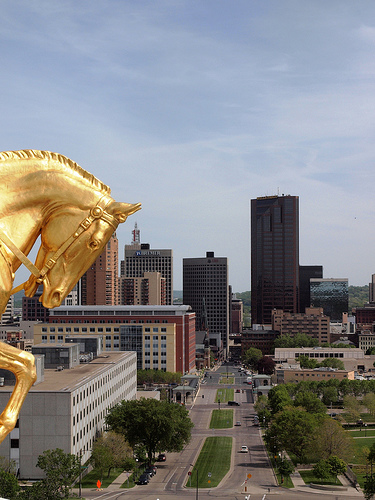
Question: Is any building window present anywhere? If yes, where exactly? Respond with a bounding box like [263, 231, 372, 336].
[50, 335, 55, 342]
[10, 439, 19, 448]
[42, 335, 47, 343]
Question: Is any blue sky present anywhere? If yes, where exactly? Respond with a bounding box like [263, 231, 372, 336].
[2, 1, 375, 292]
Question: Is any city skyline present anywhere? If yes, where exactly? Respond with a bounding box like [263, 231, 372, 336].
[2, 2, 375, 292]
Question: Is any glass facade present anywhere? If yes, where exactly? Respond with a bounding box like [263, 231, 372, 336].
[251, 195, 299, 325]
[310, 279, 348, 321]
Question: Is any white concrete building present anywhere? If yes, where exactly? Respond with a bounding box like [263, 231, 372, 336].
[0, 351, 137, 480]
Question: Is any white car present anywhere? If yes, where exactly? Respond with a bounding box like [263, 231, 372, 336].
[240, 445, 249, 453]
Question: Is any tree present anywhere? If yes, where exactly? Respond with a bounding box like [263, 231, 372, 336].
[254, 395, 271, 426]
[267, 385, 293, 415]
[319, 358, 345, 370]
[298, 355, 318, 369]
[36, 448, 80, 499]
[265, 407, 317, 463]
[257, 356, 275, 374]
[242, 347, 262, 370]
[321, 386, 338, 407]
[90, 431, 133, 480]
[0, 468, 20, 499]
[327, 455, 346, 481]
[274, 333, 318, 349]
[313, 459, 331, 480]
[105, 398, 194, 465]
[343, 394, 362, 422]
[363, 393, 375, 418]
[311, 418, 354, 462]
[294, 391, 327, 415]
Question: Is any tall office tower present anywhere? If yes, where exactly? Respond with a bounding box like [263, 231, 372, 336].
[183, 252, 229, 355]
[251, 195, 299, 325]
[80, 233, 119, 305]
[370, 274, 375, 303]
[299, 265, 323, 312]
[310, 278, 349, 321]
[120, 224, 173, 305]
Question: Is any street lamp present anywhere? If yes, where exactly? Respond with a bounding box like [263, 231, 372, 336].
[190, 463, 199, 500]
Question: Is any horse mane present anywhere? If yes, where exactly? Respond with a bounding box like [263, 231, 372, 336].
[0, 150, 111, 195]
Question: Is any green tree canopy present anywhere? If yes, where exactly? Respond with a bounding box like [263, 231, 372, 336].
[242, 347, 263, 370]
[0, 468, 20, 499]
[105, 398, 194, 465]
[319, 358, 345, 370]
[310, 418, 354, 462]
[91, 431, 134, 480]
[274, 333, 319, 349]
[267, 385, 293, 415]
[265, 407, 318, 463]
[294, 391, 327, 414]
[36, 448, 80, 499]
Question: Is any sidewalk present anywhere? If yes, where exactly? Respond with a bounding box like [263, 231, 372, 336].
[289, 467, 363, 496]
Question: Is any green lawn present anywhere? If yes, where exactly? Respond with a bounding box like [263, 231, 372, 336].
[215, 388, 234, 403]
[350, 429, 375, 438]
[352, 436, 375, 464]
[187, 436, 232, 488]
[219, 376, 235, 385]
[210, 409, 233, 429]
[80, 467, 124, 488]
[299, 469, 342, 486]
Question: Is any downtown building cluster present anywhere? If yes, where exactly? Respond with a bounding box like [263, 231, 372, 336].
[1, 194, 373, 479]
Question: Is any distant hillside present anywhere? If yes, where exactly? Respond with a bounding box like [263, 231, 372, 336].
[235, 285, 369, 313]
[348, 285, 369, 310]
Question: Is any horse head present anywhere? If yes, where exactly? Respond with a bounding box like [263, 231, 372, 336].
[24, 199, 141, 308]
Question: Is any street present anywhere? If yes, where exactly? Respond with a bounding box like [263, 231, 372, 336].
[76, 363, 364, 500]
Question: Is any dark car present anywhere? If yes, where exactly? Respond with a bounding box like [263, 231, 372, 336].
[157, 453, 166, 461]
[145, 466, 156, 476]
[137, 473, 149, 485]
[228, 401, 240, 406]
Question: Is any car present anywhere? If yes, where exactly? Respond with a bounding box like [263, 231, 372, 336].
[137, 473, 149, 485]
[228, 401, 240, 406]
[240, 445, 249, 453]
[157, 453, 166, 462]
[235, 389, 240, 393]
[145, 466, 156, 477]
[235, 421, 241, 426]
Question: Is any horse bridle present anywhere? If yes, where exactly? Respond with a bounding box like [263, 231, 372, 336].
[0, 195, 119, 295]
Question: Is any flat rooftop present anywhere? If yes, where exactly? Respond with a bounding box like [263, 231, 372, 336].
[0, 351, 135, 393]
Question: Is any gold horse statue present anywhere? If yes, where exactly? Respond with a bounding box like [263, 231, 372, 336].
[0, 150, 141, 443]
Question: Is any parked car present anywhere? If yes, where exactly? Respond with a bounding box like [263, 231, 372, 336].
[240, 445, 249, 453]
[137, 473, 149, 485]
[145, 466, 156, 477]
[228, 401, 240, 406]
[235, 421, 241, 426]
[157, 453, 166, 461]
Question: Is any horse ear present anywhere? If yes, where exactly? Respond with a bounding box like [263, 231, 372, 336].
[107, 201, 141, 223]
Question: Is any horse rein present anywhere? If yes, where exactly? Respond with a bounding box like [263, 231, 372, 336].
[0, 196, 119, 296]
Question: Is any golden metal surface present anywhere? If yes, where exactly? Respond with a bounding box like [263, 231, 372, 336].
[0, 150, 141, 443]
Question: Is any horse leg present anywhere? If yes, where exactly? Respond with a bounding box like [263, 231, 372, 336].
[0, 342, 36, 443]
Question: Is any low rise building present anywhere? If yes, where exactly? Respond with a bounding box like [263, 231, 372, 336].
[280, 366, 355, 384]
[33, 305, 196, 374]
[0, 351, 137, 480]
[272, 307, 330, 343]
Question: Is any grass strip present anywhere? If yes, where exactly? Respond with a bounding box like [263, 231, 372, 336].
[210, 409, 233, 429]
[80, 467, 124, 488]
[215, 388, 234, 403]
[299, 469, 342, 486]
[187, 436, 232, 488]
[219, 376, 235, 384]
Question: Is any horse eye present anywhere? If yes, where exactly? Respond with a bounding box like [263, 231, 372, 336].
[89, 240, 99, 250]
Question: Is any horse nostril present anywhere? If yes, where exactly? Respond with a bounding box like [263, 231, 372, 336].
[52, 291, 61, 306]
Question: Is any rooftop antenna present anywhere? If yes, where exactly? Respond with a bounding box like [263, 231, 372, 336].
[132, 222, 140, 244]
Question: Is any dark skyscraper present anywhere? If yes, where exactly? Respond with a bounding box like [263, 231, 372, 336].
[183, 252, 229, 354]
[251, 195, 299, 325]
[299, 265, 323, 312]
